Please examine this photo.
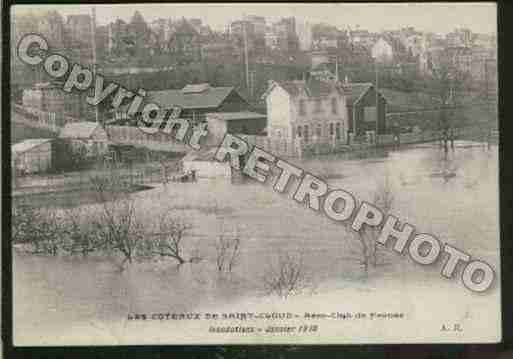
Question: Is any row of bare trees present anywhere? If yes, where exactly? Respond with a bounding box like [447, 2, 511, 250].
[13, 168, 397, 297]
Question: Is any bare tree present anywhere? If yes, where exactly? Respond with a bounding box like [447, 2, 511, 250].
[262, 251, 309, 298]
[428, 48, 473, 151]
[13, 201, 63, 255]
[90, 173, 144, 269]
[215, 226, 241, 273]
[61, 207, 102, 257]
[352, 176, 395, 273]
[145, 212, 198, 265]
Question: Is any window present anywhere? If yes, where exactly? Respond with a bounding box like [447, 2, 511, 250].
[316, 124, 322, 138]
[336, 123, 341, 140]
[304, 125, 309, 143]
[331, 98, 338, 114]
[297, 126, 302, 138]
[299, 99, 306, 116]
[329, 123, 334, 136]
[314, 99, 322, 113]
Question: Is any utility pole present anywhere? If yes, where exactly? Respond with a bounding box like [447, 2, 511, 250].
[484, 58, 489, 100]
[375, 60, 379, 147]
[242, 15, 250, 98]
[335, 56, 339, 83]
[91, 6, 99, 124]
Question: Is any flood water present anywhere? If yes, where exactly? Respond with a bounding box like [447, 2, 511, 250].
[14, 141, 500, 344]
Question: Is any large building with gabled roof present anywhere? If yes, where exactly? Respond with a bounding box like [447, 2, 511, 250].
[147, 83, 252, 123]
[112, 83, 253, 126]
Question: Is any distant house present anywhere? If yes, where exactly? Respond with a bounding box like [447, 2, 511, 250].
[263, 78, 348, 145]
[59, 121, 109, 157]
[181, 147, 232, 180]
[371, 36, 409, 64]
[371, 38, 394, 62]
[12, 138, 53, 174]
[206, 111, 267, 144]
[22, 82, 65, 114]
[342, 82, 387, 138]
[200, 41, 239, 62]
[167, 18, 202, 63]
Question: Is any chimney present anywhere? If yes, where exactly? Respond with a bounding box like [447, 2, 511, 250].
[344, 75, 350, 85]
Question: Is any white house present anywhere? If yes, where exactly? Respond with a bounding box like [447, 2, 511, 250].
[59, 121, 109, 157]
[12, 138, 53, 174]
[262, 78, 348, 146]
[371, 38, 394, 63]
[181, 147, 232, 180]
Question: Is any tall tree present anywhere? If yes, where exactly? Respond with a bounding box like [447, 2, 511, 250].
[428, 48, 472, 151]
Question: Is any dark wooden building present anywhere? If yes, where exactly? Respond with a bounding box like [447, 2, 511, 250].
[343, 82, 387, 136]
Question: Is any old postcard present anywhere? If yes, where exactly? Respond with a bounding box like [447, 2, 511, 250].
[10, 2, 500, 345]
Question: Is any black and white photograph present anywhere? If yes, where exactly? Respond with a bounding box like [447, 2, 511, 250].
[8, 2, 500, 346]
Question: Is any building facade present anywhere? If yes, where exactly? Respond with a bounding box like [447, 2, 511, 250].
[206, 111, 267, 144]
[12, 139, 53, 174]
[22, 83, 65, 114]
[59, 122, 109, 158]
[263, 79, 348, 146]
[343, 82, 387, 138]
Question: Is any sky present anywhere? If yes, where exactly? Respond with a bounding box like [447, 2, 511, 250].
[12, 3, 497, 35]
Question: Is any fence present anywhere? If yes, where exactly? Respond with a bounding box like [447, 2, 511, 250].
[12, 104, 80, 133]
[238, 134, 352, 158]
[106, 125, 190, 153]
[12, 161, 171, 196]
[378, 130, 439, 146]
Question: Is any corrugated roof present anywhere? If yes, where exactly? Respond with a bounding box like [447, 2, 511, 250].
[182, 83, 210, 94]
[12, 138, 52, 154]
[60, 121, 100, 139]
[148, 86, 237, 110]
[206, 111, 266, 121]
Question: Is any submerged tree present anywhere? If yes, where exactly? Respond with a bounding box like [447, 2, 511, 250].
[141, 211, 201, 266]
[352, 176, 395, 274]
[262, 251, 309, 298]
[215, 225, 241, 274]
[12, 201, 62, 255]
[61, 207, 103, 257]
[90, 171, 144, 269]
[427, 48, 473, 151]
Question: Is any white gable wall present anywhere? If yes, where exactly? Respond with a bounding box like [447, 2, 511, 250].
[266, 85, 292, 141]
